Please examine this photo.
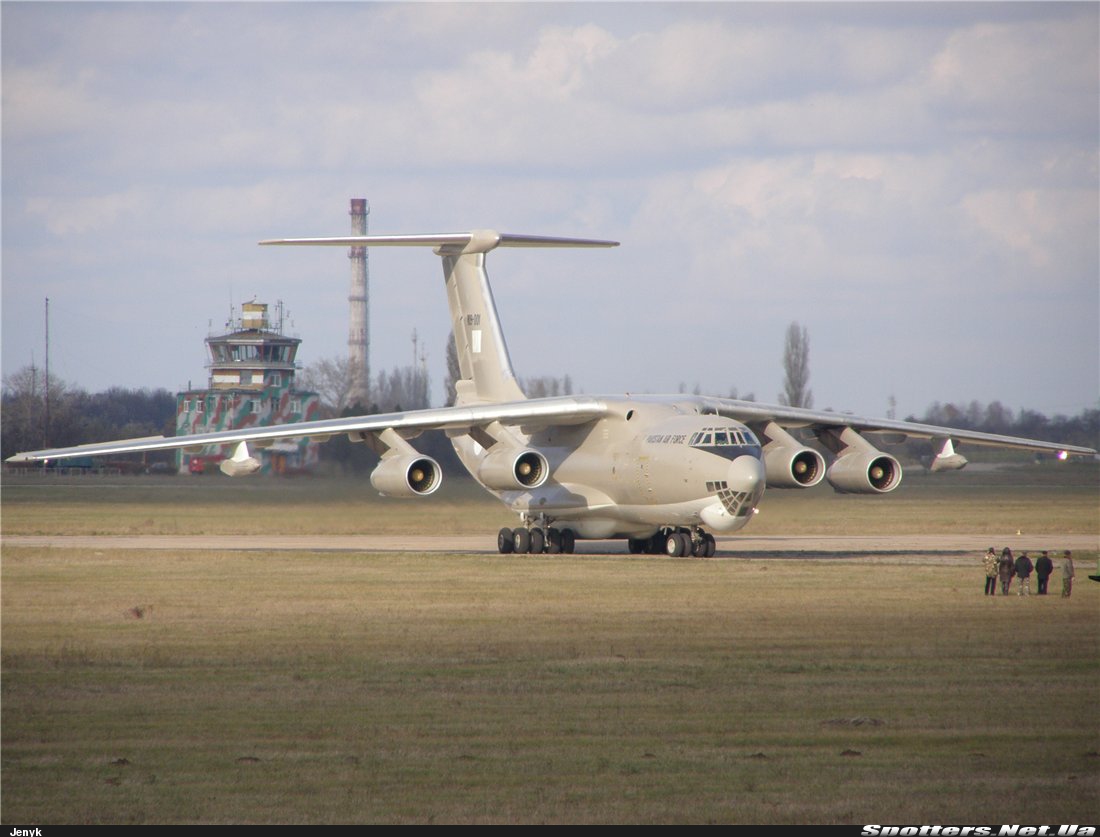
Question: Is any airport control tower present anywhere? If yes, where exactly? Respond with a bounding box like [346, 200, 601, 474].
[176, 301, 321, 475]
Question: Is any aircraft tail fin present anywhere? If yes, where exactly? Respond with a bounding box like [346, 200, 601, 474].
[262, 230, 618, 405]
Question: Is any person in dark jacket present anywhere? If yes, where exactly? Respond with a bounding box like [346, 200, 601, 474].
[1014, 551, 1034, 596]
[998, 548, 1015, 595]
[1034, 550, 1054, 595]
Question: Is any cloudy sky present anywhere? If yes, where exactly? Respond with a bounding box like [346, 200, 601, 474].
[3, 1, 1097, 420]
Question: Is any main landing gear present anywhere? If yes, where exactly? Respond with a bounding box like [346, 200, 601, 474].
[498, 526, 576, 555]
[627, 528, 716, 558]
[497, 525, 717, 557]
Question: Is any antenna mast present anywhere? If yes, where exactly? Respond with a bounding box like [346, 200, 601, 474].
[44, 297, 50, 448]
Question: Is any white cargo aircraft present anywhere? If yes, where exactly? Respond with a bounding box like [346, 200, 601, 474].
[9, 230, 1095, 556]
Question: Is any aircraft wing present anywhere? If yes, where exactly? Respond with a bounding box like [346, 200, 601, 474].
[4, 397, 609, 463]
[698, 397, 1097, 458]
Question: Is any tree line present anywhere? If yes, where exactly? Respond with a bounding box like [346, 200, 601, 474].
[908, 401, 1098, 453]
[4, 360, 1095, 468]
[2, 366, 177, 462]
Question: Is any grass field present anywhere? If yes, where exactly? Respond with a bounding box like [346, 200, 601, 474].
[2, 463, 1098, 824]
[3, 459, 1097, 537]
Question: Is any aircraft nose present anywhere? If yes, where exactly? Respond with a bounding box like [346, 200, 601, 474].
[700, 454, 766, 533]
[727, 453, 765, 501]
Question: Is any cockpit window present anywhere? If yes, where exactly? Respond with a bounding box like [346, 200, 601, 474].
[689, 426, 758, 448]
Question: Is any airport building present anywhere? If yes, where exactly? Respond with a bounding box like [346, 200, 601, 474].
[176, 301, 321, 475]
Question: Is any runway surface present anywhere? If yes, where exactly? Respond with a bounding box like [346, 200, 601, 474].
[5, 533, 1096, 561]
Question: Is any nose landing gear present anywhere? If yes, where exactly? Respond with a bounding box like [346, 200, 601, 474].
[628, 528, 716, 557]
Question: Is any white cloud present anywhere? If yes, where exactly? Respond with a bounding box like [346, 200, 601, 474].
[925, 16, 1098, 137]
[961, 186, 1099, 275]
[25, 189, 150, 237]
[2, 2, 1096, 417]
[2, 65, 105, 140]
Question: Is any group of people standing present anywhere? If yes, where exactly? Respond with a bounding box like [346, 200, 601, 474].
[983, 547, 1074, 597]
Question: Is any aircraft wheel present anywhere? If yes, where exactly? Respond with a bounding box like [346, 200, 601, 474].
[664, 532, 684, 557]
[497, 528, 514, 554]
[692, 536, 706, 557]
[560, 529, 576, 554]
[627, 538, 646, 554]
[704, 533, 716, 557]
[546, 527, 562, 554]
[530, 528, 546, 554]
[513, 528, 531, 554]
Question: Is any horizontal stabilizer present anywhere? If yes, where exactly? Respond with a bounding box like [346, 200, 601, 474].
[260, 230, 619, 255]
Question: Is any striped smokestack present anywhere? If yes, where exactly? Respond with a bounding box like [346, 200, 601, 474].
[348, 198, 369, 407]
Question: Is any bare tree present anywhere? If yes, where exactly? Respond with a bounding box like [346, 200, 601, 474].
[728, 387, 756, 402]
[373, 365, 430, 413]
[778, 321, 813, 409]
[521, 374, 574, 399]
[2, 365, 58, 456]
[444, 329, 572, 403]
[443, 331, 461, 407]
[297, 356, 362, 416]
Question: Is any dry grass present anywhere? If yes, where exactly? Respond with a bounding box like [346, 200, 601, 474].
[3, 547, 1098, 824]
[2, 464, 1097, 823]
[1, 473, 514, 536]
[2, 460, 1096, 537]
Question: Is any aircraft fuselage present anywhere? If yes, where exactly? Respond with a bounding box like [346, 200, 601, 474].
[452, 397, 766, 540]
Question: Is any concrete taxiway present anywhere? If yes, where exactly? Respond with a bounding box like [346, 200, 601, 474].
[5, 533, 1096, 561]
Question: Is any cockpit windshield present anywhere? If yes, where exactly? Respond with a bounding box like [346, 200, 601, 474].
[689, 426, 758, 448]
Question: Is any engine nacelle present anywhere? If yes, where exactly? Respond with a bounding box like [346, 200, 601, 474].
[477, 447, 549, 491]
[763, 444, 826, 489]
[755, 420, 825, 489]
[826, 450, 902, 494]
[370, 454, 442, 497]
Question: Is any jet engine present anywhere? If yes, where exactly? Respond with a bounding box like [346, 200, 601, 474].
[757, 423, 826, 489]
[826, 450, 901, 494]
[816, 425, 902, 494]
[370, 454, 442, 497]
[477, 447, 549, 491]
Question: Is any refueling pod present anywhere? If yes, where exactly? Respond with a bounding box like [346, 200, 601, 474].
[219, 441, 262, 477]
[930, 438, 968, 472]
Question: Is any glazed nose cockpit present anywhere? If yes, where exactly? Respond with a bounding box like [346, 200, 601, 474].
[700, 452, 766, 533]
